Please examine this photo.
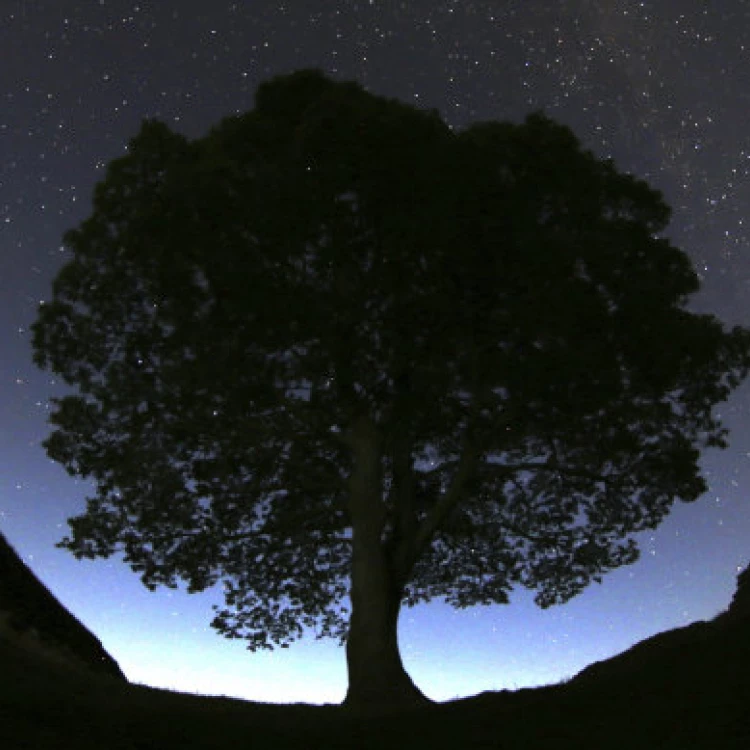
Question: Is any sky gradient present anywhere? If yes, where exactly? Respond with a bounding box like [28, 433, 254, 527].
[2, 0, 750, 705]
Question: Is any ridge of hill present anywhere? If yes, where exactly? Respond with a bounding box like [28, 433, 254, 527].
[1, 551, 748, 748]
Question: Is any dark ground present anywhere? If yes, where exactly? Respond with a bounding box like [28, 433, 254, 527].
[1, 607, 748, 750]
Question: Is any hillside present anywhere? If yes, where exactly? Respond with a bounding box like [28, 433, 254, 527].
[1, 565, 748, 749]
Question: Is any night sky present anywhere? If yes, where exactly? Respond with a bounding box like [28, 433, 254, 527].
[2, 0, 750, 705]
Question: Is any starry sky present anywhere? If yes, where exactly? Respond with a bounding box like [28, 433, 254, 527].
[2, 0, 750, 706]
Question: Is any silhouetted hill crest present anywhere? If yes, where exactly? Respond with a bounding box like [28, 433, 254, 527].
[723, 561, 750, 622]
[570, 562, 750, 689]
[0, 529, 127, 681]
[1, 553, 748, 747]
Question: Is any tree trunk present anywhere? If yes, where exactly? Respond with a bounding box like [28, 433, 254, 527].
[342, 413, 432, 711]
[343, 541, 431, 710]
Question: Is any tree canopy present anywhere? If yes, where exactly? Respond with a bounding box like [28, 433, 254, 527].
[31, 68, 750, 708]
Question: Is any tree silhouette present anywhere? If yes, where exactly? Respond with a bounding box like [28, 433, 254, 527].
[31, 68, 750, 709]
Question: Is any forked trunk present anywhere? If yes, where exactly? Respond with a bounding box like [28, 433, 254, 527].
[342, 414, 431, 711]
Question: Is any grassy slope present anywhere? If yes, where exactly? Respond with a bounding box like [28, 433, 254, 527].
[1, 612, 748, 750]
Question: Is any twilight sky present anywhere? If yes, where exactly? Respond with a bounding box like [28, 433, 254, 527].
[2, 0, 750, 705]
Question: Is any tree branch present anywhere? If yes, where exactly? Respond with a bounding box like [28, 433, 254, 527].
[408, 433, 482, 569]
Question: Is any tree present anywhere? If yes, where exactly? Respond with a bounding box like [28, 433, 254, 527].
[31, 68, 750, 710]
